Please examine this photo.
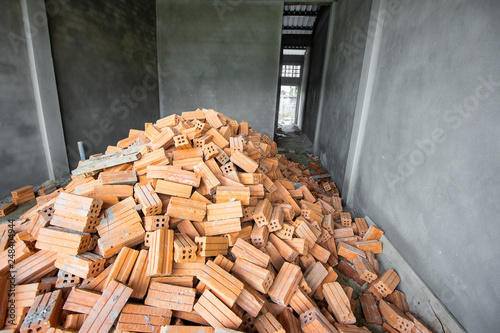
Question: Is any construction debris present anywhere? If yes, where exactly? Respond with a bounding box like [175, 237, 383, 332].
[0, 109, 435, 333]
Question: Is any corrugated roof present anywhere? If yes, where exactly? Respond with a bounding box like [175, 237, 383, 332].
[284, 5, 319, 12]
[282, 4, 320, 35]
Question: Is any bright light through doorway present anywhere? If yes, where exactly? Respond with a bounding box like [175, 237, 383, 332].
[279, 85, 298, 124]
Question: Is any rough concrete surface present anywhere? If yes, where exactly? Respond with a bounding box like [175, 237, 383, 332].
[47, 0, 159, 169]
[349, 1, 500, 332]
[157, 0, 283, 140]
[302, 8, 330, 141]
[0, 0, 50, 199]
[316, 0, 373, 190]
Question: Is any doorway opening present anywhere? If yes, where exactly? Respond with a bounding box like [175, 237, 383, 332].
[275, 4, 326, 135]
[279, 85, 298, 124]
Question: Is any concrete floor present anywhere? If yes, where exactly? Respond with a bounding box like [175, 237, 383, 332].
[275, 123, 319, 167]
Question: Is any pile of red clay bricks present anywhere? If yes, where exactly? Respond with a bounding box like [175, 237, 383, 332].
[0, 109, 435, 333]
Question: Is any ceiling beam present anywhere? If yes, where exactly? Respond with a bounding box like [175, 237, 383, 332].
[284, 0, 334, 4]
[281, 34, 313, 47]
[282, 26, 314, 30]
[283, 12, 318, 17]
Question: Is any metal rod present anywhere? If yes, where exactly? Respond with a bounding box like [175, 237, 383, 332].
[77, 141, 86, 161]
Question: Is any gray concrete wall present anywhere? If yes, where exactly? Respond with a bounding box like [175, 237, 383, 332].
[302, 9, 329, 139]
[351, 1, 500, 332]
[316, 0, 372, 189]
[0, 0, 49, 198]
[303, 0, 499, 331]
[157, 0, 283, 139]
[47, 0, 159, 168]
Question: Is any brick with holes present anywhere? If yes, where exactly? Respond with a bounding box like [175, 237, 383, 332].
[194, 161, 221, 195]
[283, 238, 307, 256]
[379, 300, 414, 333]
[230, 150, 259, 173]
[355, 240, 383, 254]
[54, 270, 81, 288]
[117, 303, 172, 333]
[386, 290, 409, 313]
[253, 198, 272, 228]
[268, 262, 302, 306]
[55, 252, 106, 280]
[313, 266, 338, 301]
[235, 284, 266, 318]
[196, 254, 234, 295]
[134, 149, 170, 176]
[337, 242, 366, 261]
[174, 233, 198, 263]
[354, 218, 368, 237]
[147, 229, 174, 276]
[223, 224, 252, 247]
[214, 149, 230, 166]
[231, 258, 274, 294]
[0, 202, 16, 217]
[273, 223, 294, 240]
[203, 218, 242, 236]
[294, 219, 320, 247]
[268, 207, 284, 232]
[11, 185, 35, 205]
[79, 279, 132, 333]
[202, 142, 219, 160]
[103, 247, 139, 289]
[147, 165, 201, 187]
[265, 242, 284, 272]
[231, 238, 270, 268]
[289, 287, 317, 315]
[36, 227, 90, 256]
[268, 233, 298, 262]
[216, 186, 250, 205]
[63, 288, 101, 314]
[353, 255, 378, 283]
[239, 172, 262, 185]
[143, 215, 169, 231]
[156, 180, 193, 198]
[193, 134, 213, 148]
[174, 133, 192, 150]
[309, 243, 331, 264]
[177, 219, 200, 240]
[197, 260, 244, 307]
[49, 192, 103, 233]
[323, 282, 356, 325]
[166, 197, 206, 222]
[253, 312, 285, 333]
[195, 236, 229, 257]
[363, 224, 384, 241]
[134, 183, 163, 216]
[250, 224, 269, 248]
[359, 293, 382, 325]
[145, 282, 196, 312]
[373, 269, 400, 297]
[229, 136, 244, 153]
[207, 201, 243, 221]
[339, 212, 352, 227]
[194, 289, 242, 330]
[19, 290, 64, 333]
[150, 127, 176, 150]
[300, 308, 337, 333]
